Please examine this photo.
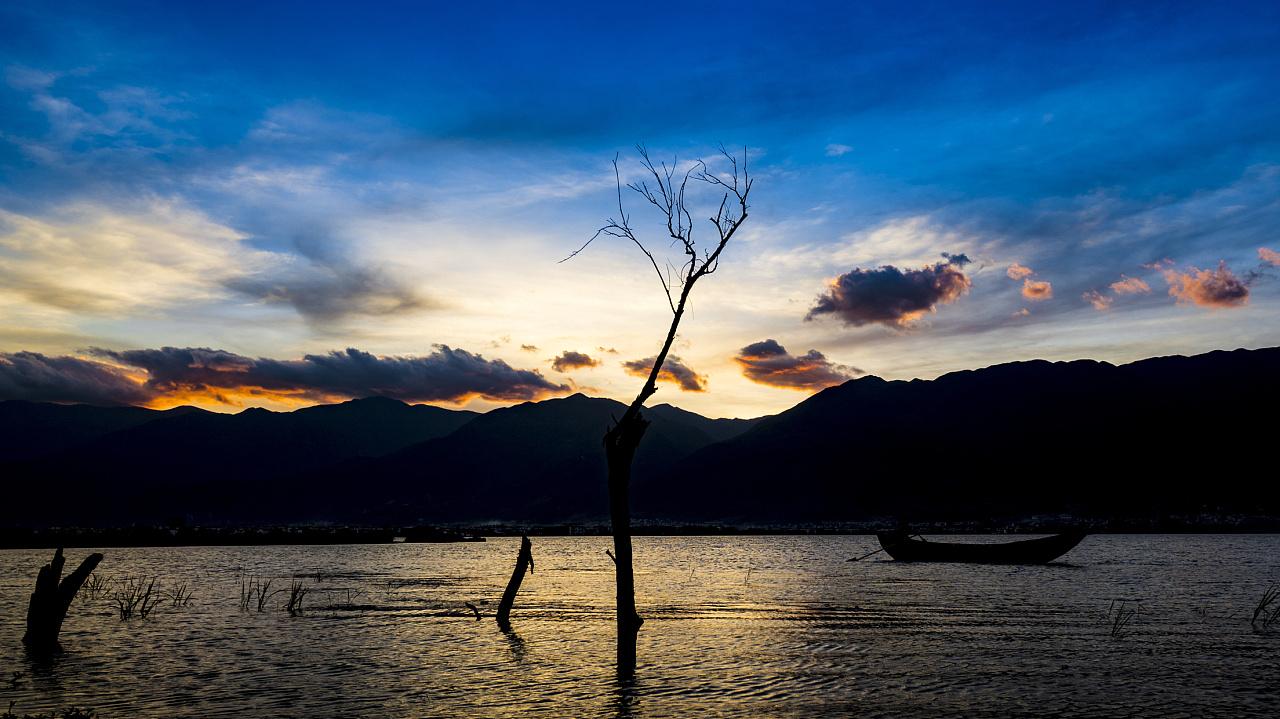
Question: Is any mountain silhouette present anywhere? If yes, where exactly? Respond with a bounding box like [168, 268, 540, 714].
[282, 393, 762, 523]
[0, 397, 477, 525]
[0, 401, 202, 461]
[637, 347, 1280, 523]
[0, 347, 1275, 526]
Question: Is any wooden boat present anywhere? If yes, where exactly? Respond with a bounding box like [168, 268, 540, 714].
[875, 530, 1086, 564]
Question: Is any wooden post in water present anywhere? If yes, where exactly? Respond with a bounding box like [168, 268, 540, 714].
[495, 535, 533, 632]
[23, 547, 103, 654]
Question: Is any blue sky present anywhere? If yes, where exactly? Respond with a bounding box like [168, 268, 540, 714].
[1, 1, 1278, 416]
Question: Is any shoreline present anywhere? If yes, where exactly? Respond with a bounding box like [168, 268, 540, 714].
[4, 519, 1280, 549]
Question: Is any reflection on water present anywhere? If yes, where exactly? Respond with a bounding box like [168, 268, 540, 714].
[2, 536, 1279, 717]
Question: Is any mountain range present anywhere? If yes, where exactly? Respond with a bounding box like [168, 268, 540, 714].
[1, 347, 1276, 526]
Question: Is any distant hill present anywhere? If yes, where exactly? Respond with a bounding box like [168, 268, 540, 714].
[0, 401, 197, 461]
[301, 394, 763, 523]
[0, 393, 760, 525]
[1, 347, 1276, 527]
[638, 347, 1280, 523]
[0, 396, 478, 524]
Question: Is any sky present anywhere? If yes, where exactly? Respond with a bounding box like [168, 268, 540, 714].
[1, 1, 1278, 418]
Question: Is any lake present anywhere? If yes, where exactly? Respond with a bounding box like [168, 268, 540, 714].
[2, 535, 1279, 717]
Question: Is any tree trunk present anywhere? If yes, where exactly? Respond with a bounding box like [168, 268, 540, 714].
[581, 144, 749, 678]
[23, 548, 103, 654]
[495, 535, 534, 632]
[605, 411, 649, 676]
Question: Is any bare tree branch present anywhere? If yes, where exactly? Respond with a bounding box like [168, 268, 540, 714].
[566, 143, 753, 677]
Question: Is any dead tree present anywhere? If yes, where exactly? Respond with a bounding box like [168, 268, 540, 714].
[23, 548, 104, 653]
[565, 144, 752, 676]
[495, 535, 534, 632]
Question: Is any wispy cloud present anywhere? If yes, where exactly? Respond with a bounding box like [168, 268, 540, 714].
[1109, 275, 1151, 295]
[1082, 290, 1113, 311]
[225, 260, 433, 323]
[0, 201, 260, 315]
[1082, 273, 1151, 311]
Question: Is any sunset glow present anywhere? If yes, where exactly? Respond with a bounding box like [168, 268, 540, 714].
[2, 2, 1278, 419]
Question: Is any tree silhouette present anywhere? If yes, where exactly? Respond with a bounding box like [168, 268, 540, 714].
[565, 144, 752, 676]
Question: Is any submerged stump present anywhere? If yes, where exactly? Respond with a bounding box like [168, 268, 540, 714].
[495, 535, 534, 632]
[23, 547, 103, 654]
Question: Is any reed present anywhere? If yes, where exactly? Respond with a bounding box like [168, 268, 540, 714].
[112, 577, 163, 620]
[80, 572, 110, 601]
[256, 579, 274, 612]
[1250, 583, 1278, 631]
[165, 581, 194, 608]
[1105, 599, 1138, 639]
[333, 588, 364, 607]
[285, 579, 308, 615]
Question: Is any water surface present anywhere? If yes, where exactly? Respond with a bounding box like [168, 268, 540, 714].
[2, 535, 1278, 717]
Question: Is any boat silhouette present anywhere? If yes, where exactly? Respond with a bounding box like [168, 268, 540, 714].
[875, 530, 1086, 564]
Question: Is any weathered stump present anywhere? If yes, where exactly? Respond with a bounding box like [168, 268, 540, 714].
[495, 535, 533, 632]
[23, 548, 103, 653]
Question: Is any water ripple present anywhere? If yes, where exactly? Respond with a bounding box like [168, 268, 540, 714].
[1, 535, 1278, 717]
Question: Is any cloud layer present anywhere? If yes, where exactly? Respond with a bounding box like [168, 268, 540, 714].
[806, 254, 972, 327]
[733, 339, 861, 390]
[0, 346, 570, 406]
[621, 355, 707, 392]
[0, 351, 152, 406]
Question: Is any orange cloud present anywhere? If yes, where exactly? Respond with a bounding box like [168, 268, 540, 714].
[1082, 290, 1113, 311]
[0, 351, 153, 406]
[1162, 262, 1249, 308]
[733, 339, 861, 390]
[1006, 263, 1052, 301]
[1109, 275, 1151, 295]
[1260, 247, 1280, 267]
[621, 355, 706, 392]
[1006, 263, 1034, 280]
[1021, 279, 1053, 300]
[67, 345, 573, 407]
[550, 350, 600, 372]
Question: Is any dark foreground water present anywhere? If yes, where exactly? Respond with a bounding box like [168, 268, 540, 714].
[1, 535, 1278, 718]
